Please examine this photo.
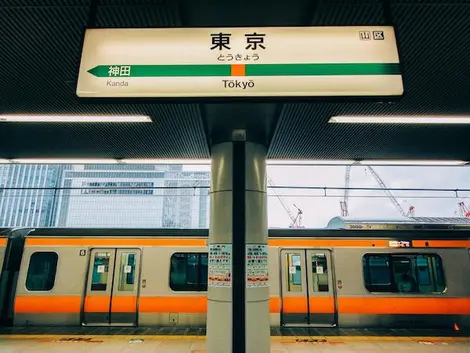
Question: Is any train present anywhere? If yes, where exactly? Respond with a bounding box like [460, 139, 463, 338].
[0, 217, 468, 329]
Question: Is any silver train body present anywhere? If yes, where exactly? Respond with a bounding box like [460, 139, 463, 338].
[0, 219, 468, 329]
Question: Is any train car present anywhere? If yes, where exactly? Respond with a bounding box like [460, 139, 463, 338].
[0, 228, 30, 325]
[0, 221, 469, 329]
[0, 228, 11, 274]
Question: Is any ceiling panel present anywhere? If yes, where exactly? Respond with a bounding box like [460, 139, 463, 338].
[0, 0, 469, 160]
[268, 0, 470, 160]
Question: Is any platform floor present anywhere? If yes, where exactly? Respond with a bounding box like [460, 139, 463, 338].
[0, 327, 468, 352]
[0, 334, 468, 352]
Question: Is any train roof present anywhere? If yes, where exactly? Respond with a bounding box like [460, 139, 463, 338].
[0, 226, 464, 241]
[326, 216, 470, 230]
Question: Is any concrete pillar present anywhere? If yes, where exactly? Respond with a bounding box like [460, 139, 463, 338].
[207, 133, 270, 353]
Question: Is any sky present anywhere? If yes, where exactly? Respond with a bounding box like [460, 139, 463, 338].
[185, 164, 470, 228]
[1, 163, 468, 229]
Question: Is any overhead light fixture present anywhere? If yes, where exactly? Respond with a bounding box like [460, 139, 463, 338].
[0, 115, 151, 123]
[268, 160, 355, 165]
[359, 160, 468, 166]
[10, 159, 119, 164]
[328, 116, 470, 124]
[0, 159, 11, 164]
[121, 159, 211, 165]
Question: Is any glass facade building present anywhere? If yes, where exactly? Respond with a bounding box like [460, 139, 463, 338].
[0, 164, 210, 228]
[0, 164, 66, 227]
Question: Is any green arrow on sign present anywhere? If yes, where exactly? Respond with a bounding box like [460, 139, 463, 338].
[88, 65, 231, 77]
[87, 63, 400, 78]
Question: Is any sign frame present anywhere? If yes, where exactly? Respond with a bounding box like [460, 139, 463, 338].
[75, 25, 405, 104]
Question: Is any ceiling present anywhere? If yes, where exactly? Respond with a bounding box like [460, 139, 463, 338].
[1, 0, 470, 160]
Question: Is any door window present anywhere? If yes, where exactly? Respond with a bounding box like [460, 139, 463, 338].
[286, 253, 303, 292]
[91, 252, 111, 291]
[118, 252, 136, 291]
[311, 252, 329, 292]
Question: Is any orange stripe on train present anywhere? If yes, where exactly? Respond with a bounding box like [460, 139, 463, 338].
[14, 296, 276, 314]
[15, 296, 82, 313]
[25, 238, 206, 246]
[14, 296, 470, 315]
[338, 297, 470, 315]
[281, 297, 335, 314]
[412, 240, 470, 248]
[112, 296, 137, 313]
[140, 296, 207, 313]
[280, 297, 470, 315]
[23, 238, 470, 248]
[84, 296, 110, 313]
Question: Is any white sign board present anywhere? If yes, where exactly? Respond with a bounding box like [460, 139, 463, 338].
[208, 244, 232, 288]
[246, 244, 269, 288]
[76, 26, 403, 98]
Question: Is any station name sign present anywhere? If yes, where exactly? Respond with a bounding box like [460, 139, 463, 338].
[76, 26, 403, 98]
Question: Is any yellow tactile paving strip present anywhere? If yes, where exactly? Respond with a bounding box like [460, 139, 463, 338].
[0, 334, 468, 342]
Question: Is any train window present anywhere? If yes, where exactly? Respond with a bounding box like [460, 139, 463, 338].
[118, 252, 136, 291]
[26, 252, 58, 291]
[170, 253, 208, 291]
[286, 253, 302, 292]
[91, 252, 110, 291]
[311, 253, 328, 292]
[363, 254, 445, 293]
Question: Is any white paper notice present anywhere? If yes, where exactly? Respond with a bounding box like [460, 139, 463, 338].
[292, 257, 301, 266]
[208, 244, 232, 288]
[316, 266, 324, 274]
[124, 265, 132, 273]
[246, 244, 269, 288]
[97, 265, 105, 273]
[289, 266, 296, 274]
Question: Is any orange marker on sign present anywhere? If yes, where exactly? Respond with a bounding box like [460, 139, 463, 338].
[231, 64, 246, 76]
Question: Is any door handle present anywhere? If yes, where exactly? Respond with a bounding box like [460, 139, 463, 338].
[142, 279, 147, 288]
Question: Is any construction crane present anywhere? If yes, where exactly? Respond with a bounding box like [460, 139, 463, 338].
[292, 204, 304, 228]
[406, 206, 415, 217]
[340, 163, 353, 217]
[341, 164, 415, 218]
[458, 202, 470, 217]
[267, 176, 304, 228]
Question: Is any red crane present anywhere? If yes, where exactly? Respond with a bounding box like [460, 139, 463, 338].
[458, 202, 470, 217]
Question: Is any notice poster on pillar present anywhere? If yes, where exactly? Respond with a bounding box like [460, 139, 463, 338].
[246, 244, 269, 288]
[208, 244, 232, 288]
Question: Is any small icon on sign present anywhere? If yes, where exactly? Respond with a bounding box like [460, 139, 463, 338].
[373, 31, 385, 40]
[359, 31, 371, 40]
[79, 249, 86, 256]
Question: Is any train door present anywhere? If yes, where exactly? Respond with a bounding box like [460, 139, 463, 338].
[82, 248, 141, 326]
[280, 249, 336, 326]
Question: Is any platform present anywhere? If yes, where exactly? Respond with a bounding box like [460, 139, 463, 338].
[0, 335, 468, 352]
[0, 327, 468, 352]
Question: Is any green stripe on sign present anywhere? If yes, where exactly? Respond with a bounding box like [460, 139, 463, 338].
[88, 65, 231, 77]
[245, 63, 400, 76]
[87, 63, 401, 78]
